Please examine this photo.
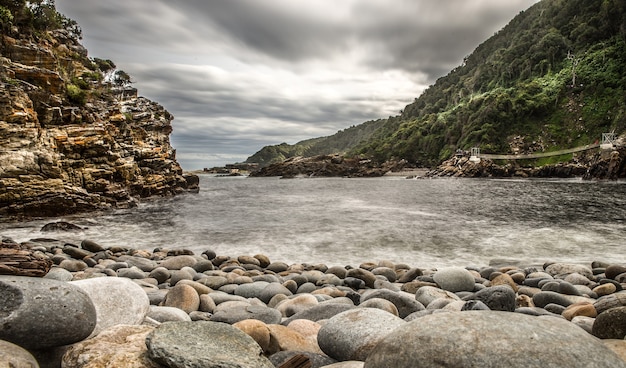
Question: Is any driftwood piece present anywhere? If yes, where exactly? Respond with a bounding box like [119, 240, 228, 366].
[0, 241, 52, 277]
[278, 354, 312, 368]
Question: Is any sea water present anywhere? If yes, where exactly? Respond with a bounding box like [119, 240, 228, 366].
[1, 175, 625, 268]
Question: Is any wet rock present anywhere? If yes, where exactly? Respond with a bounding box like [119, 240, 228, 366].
[145, 321, 274, 368]
[71, 277, 150, 338]
[0, 276, 96, 349]
[364, 311, 626, 368]
[62, 325, 159, 368]
[318, 308, 405, 362]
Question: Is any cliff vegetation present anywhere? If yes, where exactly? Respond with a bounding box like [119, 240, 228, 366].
[246, 0, 626, 171]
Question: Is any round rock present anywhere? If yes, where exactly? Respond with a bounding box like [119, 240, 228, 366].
[361, 289, 425, 318]
[211, 304, 282, 325]
[0, 339, 40, 368]
[163, 284, 201, 313]
[71, 277, 150, 338]
[318, 307, 406, 361]
[0, 276, 96, 349]
[593, 306, 626, 339]
[432, 267, 476, 292]
[464, 285, 516, 312]
[364, 311, 626, 368]
[146, 321, 274, 368]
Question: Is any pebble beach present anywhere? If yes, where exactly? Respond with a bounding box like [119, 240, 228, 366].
[2, 236, 626, 368]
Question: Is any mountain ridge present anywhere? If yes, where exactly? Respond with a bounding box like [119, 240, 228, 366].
[245, 0, 626, 171]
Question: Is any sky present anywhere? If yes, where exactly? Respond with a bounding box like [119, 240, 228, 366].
[55, 0, 538, 170]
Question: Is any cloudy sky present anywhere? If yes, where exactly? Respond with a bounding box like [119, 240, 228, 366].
[55, 0, 538, 170]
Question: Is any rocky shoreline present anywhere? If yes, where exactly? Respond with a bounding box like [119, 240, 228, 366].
[1, 235, 626, 367]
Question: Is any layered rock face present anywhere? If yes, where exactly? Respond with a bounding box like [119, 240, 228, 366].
[0, 29, 197, 218]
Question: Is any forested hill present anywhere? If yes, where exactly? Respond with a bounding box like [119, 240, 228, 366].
[247, 0, 626, 168]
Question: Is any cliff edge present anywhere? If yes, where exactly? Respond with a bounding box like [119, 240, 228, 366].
[0, 5, 197, 218]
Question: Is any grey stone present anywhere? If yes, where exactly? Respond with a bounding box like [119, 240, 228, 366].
[545, 263, 593, 279]
[43, 267, 73, 281]
[210, 305, 282, 325]
[146, 321, 274, 367]
[464, 285, 516, 312]
[415, 285, 461, 307]
[594, 292, 626, 314]
[532, 291, 574, 308]
[71, 277, 150, 338]
[282, 303, 354, 326]
[159, 255, 197, 270]
[593, 306, 626, 339]
[148, 306, 192, 323]
[234, 281, 269, 299]
[116, 266, 147, 279]
[361, 289, 425, 318]
[117, 255, 157, 272]
[318, 308, 406, 362]
[259, 282, 293, 304]
[364, 311, 626, 368]
[432, 267, 476, 292]
[0, 276, 96, 349]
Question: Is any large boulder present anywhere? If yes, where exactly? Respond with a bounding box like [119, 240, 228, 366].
[364, 311, 626, 368]
[0, 276, 96, 349]
[145, 321, 274, 368]
[71, 277, 150, 337]
[62, 325, 159, 368]
[318, 308, 406, 362]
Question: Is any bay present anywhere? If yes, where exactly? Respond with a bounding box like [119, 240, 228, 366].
[1, 175, 625, 268]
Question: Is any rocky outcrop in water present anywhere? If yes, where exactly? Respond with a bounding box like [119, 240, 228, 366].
[250, 155, 407, 178]
[0, 27, 197, 218]
[427, 148, 626, 179]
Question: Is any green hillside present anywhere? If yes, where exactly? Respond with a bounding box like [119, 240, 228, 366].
[247, 0, 626, 168]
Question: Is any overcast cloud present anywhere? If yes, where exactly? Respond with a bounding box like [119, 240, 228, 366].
[55, 0, 538, 170]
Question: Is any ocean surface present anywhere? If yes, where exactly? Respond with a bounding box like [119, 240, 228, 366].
[1, 175, 626, 268]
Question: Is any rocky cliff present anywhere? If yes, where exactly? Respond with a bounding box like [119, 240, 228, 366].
[0, 27, 197, 218]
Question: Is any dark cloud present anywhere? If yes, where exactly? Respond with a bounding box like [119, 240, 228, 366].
[55, 0, 538, 169]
